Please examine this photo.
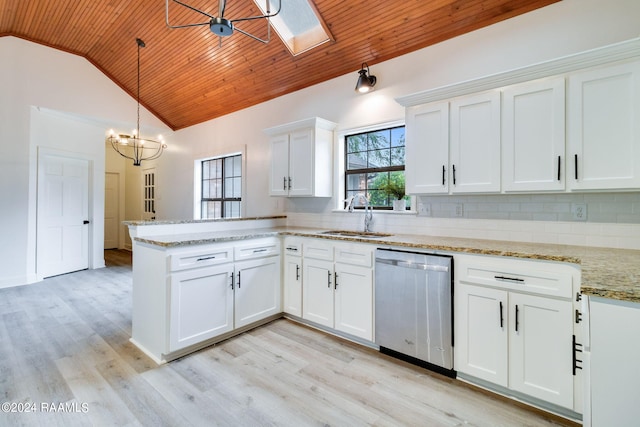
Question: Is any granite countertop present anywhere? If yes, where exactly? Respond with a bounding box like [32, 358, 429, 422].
[133, 226, 640, 303]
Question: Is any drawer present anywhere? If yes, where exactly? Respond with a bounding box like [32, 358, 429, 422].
[234, 237, 281, 261]
[169, 244, 234, 271]
[303, 239, 334, 261]
[283, 238, 302, 257]
[334, 242, 373, 267]
[456, 254, 577, 299]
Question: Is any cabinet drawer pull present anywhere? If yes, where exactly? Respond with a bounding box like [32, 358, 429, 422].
[574, 154, 578, 180]
[288, 176, 292, 190]
[494, 275, 524, 283]
[442, 165, 446, 185]
[230, 272, 234, 290]
[196, 255, 217, 262]
[557, 155, 561, 181]
[237, 271, 241, 289]
[515, 305, 519, 332]
[327, 271, 332, 288]
[283, 176, 287, 190]
[452, 164, 457, 185]
[286, 246, 298, 252]
[252, 248, 268, 253]
[334, 272, 338, 289]
[499, 301, 504, 328]
[295, 265, 300, 281]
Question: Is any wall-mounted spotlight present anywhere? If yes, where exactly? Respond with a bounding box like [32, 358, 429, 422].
[355, 62, 377, 93]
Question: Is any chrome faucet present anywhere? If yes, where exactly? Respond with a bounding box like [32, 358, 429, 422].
[345, 193, 373, 232]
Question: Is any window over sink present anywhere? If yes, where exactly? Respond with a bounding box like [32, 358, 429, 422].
[344, 125, 409, 210]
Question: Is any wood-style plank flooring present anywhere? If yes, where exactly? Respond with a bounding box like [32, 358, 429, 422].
[0, 250, 578, 426]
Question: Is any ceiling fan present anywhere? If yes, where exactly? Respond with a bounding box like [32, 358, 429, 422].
[165, 0, 282, 45]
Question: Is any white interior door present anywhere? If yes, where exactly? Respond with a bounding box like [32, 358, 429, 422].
[104, 172, 119, 249]
[37, 153, 90, 278]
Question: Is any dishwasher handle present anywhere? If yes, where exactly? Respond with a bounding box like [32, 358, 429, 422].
[376, 257, 449, 272]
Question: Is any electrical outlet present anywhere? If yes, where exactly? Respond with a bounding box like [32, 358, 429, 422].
[571, 203, 587, 221]
[454, 203, 463, 217]
[418, 203, 431, 216]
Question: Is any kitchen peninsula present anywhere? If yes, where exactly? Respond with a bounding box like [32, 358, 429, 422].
[126, 217, 640, 425]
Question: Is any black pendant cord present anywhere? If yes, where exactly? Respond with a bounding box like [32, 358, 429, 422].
[135, 38, 145, 165]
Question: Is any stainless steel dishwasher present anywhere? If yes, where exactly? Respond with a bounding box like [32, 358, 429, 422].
[375, 248, 454, 377]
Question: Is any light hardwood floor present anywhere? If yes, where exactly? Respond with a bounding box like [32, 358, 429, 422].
[0, 250, 578, 426]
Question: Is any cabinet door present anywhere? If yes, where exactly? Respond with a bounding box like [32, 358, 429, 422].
[455, 283, 508, 387]
[235, 256, 281, 328]
[283, 254, 302, 317]
[269, 134, 290, 196]
[302, 258, 334, 327]
[509, 292, 573, 409]
[568, 61, 640, 190]
[288, 128, 314, 196]
[502, 78, 566, 192]
[450, 92, 501, 193]
[169, 264, 234, 352]
[405, 102, 450, 194]
[334, 263, 373, 341]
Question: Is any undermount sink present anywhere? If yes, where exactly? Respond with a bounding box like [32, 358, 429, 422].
[318, 230, 393, 239]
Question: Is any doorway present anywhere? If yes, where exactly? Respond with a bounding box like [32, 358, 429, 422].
[37, 152, 90, 278]
[104, 172, 120, 249]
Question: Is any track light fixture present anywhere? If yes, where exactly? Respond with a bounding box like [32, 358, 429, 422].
[355, 62, 377, 93]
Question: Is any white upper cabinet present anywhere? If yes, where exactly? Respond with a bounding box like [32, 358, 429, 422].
[502, 78, 566, 192]
[265, 117, 337, 197]
[450, 91, 501, 193]
[567, 61, 640, 190]
[405, 102, 450, 194]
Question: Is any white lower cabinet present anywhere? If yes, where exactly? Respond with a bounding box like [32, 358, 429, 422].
[234, 256, 281, 328]
[301, 240, 374, 341]
[282, 239, 303, 317]
[455, 254, 581, 413]
[169, 264, 234, 352]
[131, 238, 280, 363]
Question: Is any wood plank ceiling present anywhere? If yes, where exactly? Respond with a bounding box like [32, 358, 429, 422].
[0, 0, 559, 130]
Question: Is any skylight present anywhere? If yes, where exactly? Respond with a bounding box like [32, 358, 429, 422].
[253, 0, 333, 56]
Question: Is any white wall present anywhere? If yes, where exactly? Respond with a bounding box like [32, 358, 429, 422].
[165, 0, 640, 221]
[0, 37, 171, 287]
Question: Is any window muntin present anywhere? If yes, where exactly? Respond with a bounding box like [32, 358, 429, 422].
[201, 154, 242, 219]
[345, 126, 407, 210]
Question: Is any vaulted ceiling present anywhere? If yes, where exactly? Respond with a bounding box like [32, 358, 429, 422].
[0, 0, 558, 130]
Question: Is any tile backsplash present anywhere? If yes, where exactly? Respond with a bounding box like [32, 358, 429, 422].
[286, 193, 640, 250]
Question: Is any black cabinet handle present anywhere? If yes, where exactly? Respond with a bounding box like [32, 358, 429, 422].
[288, 177, 292, 190]
[237, 271, 241, 289]
[494, 275, 524, 283]
[499, 301, 504, 328]
[515, 305, 519, 332]
[83, 220, 90, 225]
[334, 272, 338, 289]
[283, 176, 287, 190]
[230, 272, 234, 290]
[327, 271, 331, 288]
[295, 265, 300, 281]
[574, 154, 578, 180]
[452, 164, 457, 185]
[442, 165, 446, 185]
[573, 334, 583, 375]
[557, 156, 561, 181]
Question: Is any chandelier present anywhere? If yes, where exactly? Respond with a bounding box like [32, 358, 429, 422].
[107, 38, 166, 166]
